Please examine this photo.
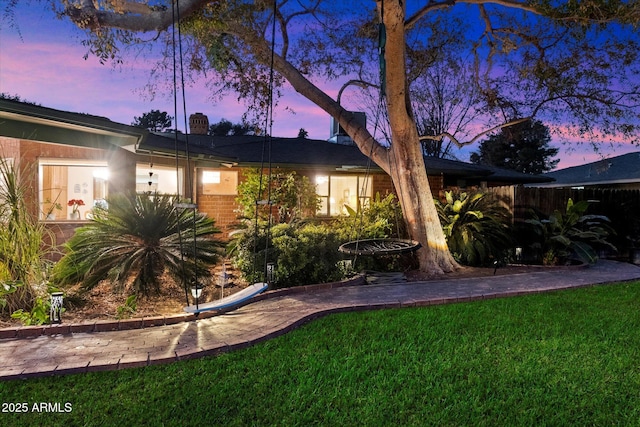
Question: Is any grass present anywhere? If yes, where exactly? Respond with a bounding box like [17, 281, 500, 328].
[2, 281, 640, 426]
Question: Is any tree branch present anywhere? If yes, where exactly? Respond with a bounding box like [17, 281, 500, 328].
[407, 0, 640, 30]
[61, 0, 211, 32]
[419, 117, 532, 148]
[406, 0, 544, 30]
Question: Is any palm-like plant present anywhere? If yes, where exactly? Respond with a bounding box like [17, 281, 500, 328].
[53, 193, 223, 295]
[525, 198, 616, 265]
[435, 191, 513, 266]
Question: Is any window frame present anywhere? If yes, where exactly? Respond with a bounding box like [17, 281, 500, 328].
[315, 173, 372, 217]
[38, 158, 109, 221]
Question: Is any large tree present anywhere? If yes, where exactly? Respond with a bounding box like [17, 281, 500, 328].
[16, 0, 640, 274]
[470, 119, 559, 174]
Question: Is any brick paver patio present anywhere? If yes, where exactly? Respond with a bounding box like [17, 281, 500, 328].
[1, 260, 639, 381]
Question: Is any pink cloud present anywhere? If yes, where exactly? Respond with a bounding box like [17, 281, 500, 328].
[1, 24, 333, 139]
[3, 4, 635, 171]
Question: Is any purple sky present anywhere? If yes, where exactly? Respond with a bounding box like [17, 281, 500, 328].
[1, 4, 637, 169]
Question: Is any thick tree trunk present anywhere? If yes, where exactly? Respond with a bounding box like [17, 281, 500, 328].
[388, 133, 458, 274]
[381, 0, 459, 274]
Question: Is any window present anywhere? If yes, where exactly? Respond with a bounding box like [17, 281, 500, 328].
[315, 174, 372, 216]
[136, 164, 183, 195]
[39, 159, 109, 220]
[202, 169, 238, 195]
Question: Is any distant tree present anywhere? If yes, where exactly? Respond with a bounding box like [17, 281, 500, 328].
[297, 128, 308, 139]
[132, 110, 173, 132]
[209, 118, 257, 136]
[209, 119, 233, 136]
[0, 93, 39, 105]
[231, 122, 255, 136]
[470, 120, 559, 174]
[413, 58, 484, 159]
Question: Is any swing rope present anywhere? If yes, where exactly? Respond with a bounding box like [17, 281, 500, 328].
[338, 0, 420, 259]
[251, 0, 278, 285]
[175, 2, 270, 314]
[172, 0, 199, 309]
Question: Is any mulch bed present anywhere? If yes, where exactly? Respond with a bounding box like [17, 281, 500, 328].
[0, 263, 570, 328]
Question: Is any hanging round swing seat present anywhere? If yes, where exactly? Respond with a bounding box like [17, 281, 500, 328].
[338, 238, 422, 256]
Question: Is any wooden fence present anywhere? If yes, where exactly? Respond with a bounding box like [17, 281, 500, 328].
[487, 185, 640, 256]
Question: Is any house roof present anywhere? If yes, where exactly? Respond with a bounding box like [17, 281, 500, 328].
[480, 165, 556, 184]
[0, 99, 551, 185]
[141, 132, 551, 183]
[535, 151, 640, 187]
[0, 99, 146, 150]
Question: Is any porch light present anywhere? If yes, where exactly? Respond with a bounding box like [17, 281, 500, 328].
[50, 292, 64, 324]
[92, 168, 110, 180]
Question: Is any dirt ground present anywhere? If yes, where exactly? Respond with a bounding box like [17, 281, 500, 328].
[0, 263, 248, 328]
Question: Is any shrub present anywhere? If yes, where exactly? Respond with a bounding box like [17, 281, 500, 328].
[435, 190, 514, 267]
[52, 192, 224, 296]
[10, 296, 52, 326]
[231, 222, 344, 288]
[235, 169, 320, 223]
[230, 193, 406, 287]
[524, 198, 616, 265]
[334, 193, 404, 241]
[0, 157, 56, 315]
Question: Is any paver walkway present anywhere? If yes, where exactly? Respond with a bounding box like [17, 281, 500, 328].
[2, 260, 640, 381]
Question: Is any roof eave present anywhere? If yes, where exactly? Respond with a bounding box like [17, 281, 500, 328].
[0, 100, 146, 149]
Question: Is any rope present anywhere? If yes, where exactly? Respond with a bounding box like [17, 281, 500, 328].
[349, 1, 387, 268]
[172, 0, 198, 309]
[252, 0, 278, 284]
[171, 2, 189, 308]
[350, 94, 385, 268]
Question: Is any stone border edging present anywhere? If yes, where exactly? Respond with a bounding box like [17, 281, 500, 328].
[0, 275, 368, 340]
[4, 279, 609, 380]
[0, 262, 592, 340]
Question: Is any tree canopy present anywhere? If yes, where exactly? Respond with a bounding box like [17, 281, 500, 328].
[209, 118, 258, 136]
[8, 0, 640, 274]
[132, 110, 173, 132]
[470, 119, 559, 174]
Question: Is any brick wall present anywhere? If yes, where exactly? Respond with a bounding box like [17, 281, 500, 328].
[195, 167, 244, 238]
[42, 222, 83, 262]
[197, 194, 240, 237]
[0, 137, 20, 159]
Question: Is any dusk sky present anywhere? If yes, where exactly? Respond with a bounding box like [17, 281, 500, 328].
[1, 2, 638, 169]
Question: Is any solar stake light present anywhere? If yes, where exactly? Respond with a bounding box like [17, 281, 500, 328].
[190, 280, 203, 311]
[266, 262, 276, 285]
[338, 259, 354, 276]
[50, 292, 64, 324]
[218, 264, 229, 299]
[515, 247, 523, 263]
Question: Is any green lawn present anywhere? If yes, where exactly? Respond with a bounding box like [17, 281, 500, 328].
[3, 281, 640, 426]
